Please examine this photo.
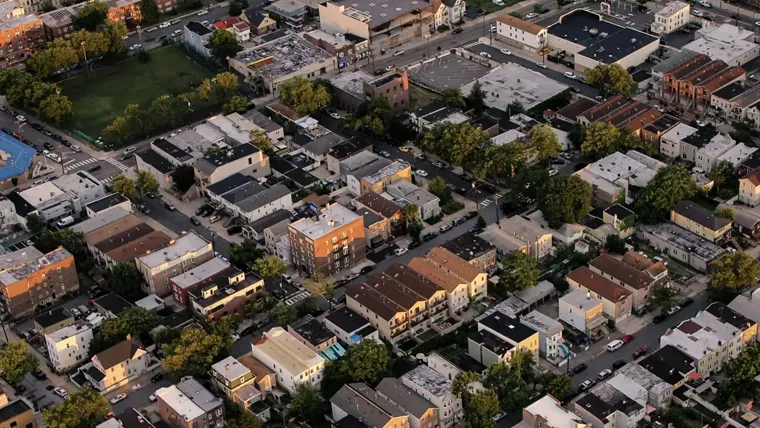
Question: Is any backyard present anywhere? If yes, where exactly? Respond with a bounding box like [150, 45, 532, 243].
[60, 46, 215, 141]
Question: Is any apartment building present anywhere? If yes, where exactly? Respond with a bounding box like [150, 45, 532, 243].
[495, 12, 547, 51]
[357, 207, 392, 254]
[559, 288, 606, 334]
[670, 200, 732, 243]
[287, 316, 341, 357]
[0, 247, 79, 319]
[34, 306, 74, 334]
[194, 143, 268, 190]
[574, 383, 644, 428]
[408, 256, 469, 315]
[136, 232, 213, 296]
[360, 162, 412, 195]
[84, 337, 149, 392]
[330, 70, 410, 114]
[520, 310, 563, 360]
[469, 310, 539, 366]
[250, 327, 326, 393]
[566, 266, 633, 324]
[385, 181, 440, 220]
[0, 400, 34, 428]
[170, 257, 233, 306]
[376, 378, 438, 428]
[156, 377, 225, 428]
[433, 0, 465, 28]
[204, 174, 292, 225]
[588, 253, 667, 311]
[45, 321, 92, 373]
[0, 1, 43, 68]
[190, 271, 264, 321]
[210, 356, 261, 411]
[289, 203, 366, 277]
[650, 0, 689, 34]
[425, 247, 487, 301]
[711, 82, 760, 122]
[330, 383, 409, 428]
[354, 191, 403, 225]
[402, 365, 462, 428]
[639, 223, 726, 273]
[441, 232, 497, 272]
[522, 395, 586, 428]
[496, 215, 553, 259]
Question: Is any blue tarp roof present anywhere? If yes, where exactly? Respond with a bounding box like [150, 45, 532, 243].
[0, 133, 34, 181]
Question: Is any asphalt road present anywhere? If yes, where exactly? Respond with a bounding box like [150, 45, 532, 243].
[110, 375, 173, 414]
[568, 292, 708, 390]
[125, 4, 229, 49]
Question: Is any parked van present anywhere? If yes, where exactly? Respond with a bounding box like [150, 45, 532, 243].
[70, 145, 81, 153]
[606, 340, 624, 352]
[56, 216, 74, 227]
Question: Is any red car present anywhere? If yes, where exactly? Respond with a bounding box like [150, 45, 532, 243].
[621, 334, 635, 344]
[632, 346, 648, 358]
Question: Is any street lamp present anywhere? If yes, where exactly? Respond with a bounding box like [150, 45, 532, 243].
[81, 41, 89, 77]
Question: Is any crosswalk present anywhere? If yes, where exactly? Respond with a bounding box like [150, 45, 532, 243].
[63, 157, 98, 173]
[479, 192, 506, 209]
[462, 41, 481, 50]
[284, 290, 311, 306]
[105, 157, 129, 171]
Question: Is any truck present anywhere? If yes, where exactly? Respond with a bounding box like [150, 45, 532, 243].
[56, 216, 74, 227]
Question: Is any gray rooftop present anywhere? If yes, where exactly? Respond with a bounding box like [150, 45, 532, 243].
[171, 257, 231, 290]
[236, 184, 291, 213]
[137, 232, 209, 268]
[175, 377, 223, 413]
[375, 378, 435, 419]
[332, 0, 431, 29]
[331, 383, 406, 428]
[640, 223, 725, 262]
[0, 248, 73, 286]
[402, 365, 451, 397]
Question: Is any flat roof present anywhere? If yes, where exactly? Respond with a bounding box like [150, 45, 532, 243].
[460, 63, 567, 110]
[683, 24, 758, 64]
[234, 34, 332, 81]
[640, 223, 725, 262]
[212, 356, 250, 381]
[86, 193, 129, 214]
[330, 70, 375, 100]
[19, 181, 66, 209]
[0, 400, 32, 423]
[479, 310, 537, 343]
[155, 385, 205, 421]
[254, 327, 324, 374]
[72, 207, 130, 234]
[0, 248, 72, 286]
[290, 203, 360, 239]
[171, 257, 231, 290]
[153, 138, 193, 163]
[331, 0, 431, 28]
[548, 10, 658, 64]
[525, 395, 584, 428]
[206, 173, 254, 197]
[324, 306, 369, 334]
[196, 143, 259, 174]
[656, 0, 689, 17]
[137, 232, 209, 268]
[672, 200, 731, 231]
[291, 317, 336, 346]
[441, 232, 495, 261]
[402, 364, 452, 397]
[136, 149, 175, 175]
[638, 345, 695, 384]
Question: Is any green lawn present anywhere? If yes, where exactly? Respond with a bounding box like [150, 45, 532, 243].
[60, 46, 214, 140]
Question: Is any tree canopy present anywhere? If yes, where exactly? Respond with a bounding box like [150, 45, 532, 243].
[109, 261, 143, 295]
[208, 29, 243, 62]
[35, 229, 87, 259]
[162, 327, 231, 378]
[498, 251, 540, 292]
[291, 383, 326, 427]
[229, 239, 264, 272]
[72, 1, 108, 31]
[279, 76, 330, 115]
[42, 387, 110, 428]
[585, 63, 635, 97]
[525, 124, 562, 161]
[321, 340, 390, 399]
[0, 340, 38, 384]
[419, 122, 491, 169]
[635, 165, 698, 223]
[537, 175, 592, 228]
[441, 88, 467, 110]
[253, 256, 287, 279]
[709, 252, 760, 291]
[90, 307, 160, 354]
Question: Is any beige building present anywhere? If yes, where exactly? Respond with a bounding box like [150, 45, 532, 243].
[424, 247, 487, 301]
[210, 356, 264, 412]
[522, 395, 586, 428]
[376, 378, 438, 428]
[468, 310, 540, 366]
[360, 162, 412, 195]
[494, 216, 553, 259]
[408, 256, 469, 315]
[84, 337, 150, 392]
[496, 13, 547, 51]
[330, 383, 410, 428]
[559, 289, 606, 334]
[650, 1, 690, 35]
[739, 168, 760, 206]
[402, 365, 463, 428]
[250, 327, 325, 393]
[670, 200, 732, 243]
[135, 232, 213, 296]
[566, 266, 633, 324]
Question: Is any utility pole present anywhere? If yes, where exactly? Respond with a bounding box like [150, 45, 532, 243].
[137, 25, 143, 42]
[81, 41, 89, 77]
[493, 194, 501, 224]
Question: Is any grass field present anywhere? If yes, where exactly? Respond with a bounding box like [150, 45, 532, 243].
[61, 46, 214, 139]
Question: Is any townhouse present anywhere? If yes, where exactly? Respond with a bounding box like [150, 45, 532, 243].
[354, 191, 403, 227]
[469, 309, 540, 366]
[441, 232, 497, 272]
[170, 257, 234, 306]
[385, 180, 440, 220]
[156, 377, 225, 428]
[250, 327, 326, 393]
[650, 0, 689, 34]
[423, 247, 487, 301]
[520, 310, 564, 360]
[660, 125, 736, 173]
[402, 365, 462, 428]
[482, 215, 553, 259]
[135, 231, 214, 297]
[204, 173, 292, 224]
[574, 382, 644, 428]
[360, 162, 412, 195]
[194, 143, 269, 190]
[190, 271, 264, 321]
[356, 206, 392, 254]
[323, 306, 381, 345]
[588, 253, 667, 312]
[670, 200, 732, 243]
[326, 137, 372, 175]
[495, 13, 547, 51]
[213, 16, 250, 42]
[330, 383, 409, 428]
[210, 356, 267, 413]
[711, 82, 760, 122]
[376, 378, 439, 428]
[566, 266, 633, 324]
[573, 151, 662, 206]
[408, 256, 470, 315]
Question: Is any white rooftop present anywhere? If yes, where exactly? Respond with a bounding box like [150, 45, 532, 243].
[607, 374, 648, 406]
[491, 129, 525, 146]
[684, 23, 758, 64]
[330, 70, 375, 99]
[403, 364, 452, 398]
[211, 356, 250, 381]
[660, 320, 723, 360]
[718, 142, 757, 167]
[155, 385, 205, 421]
[362, 161, 409, 184]
[135, 295, 164, 311]
[561, 288, 603, 310]
[655, 0, 689, 17]
[70, 207, 131, 234]
[460, 63, 567, 110]
[52, 171, 102, 197]
[662, 122, 698, 143]
[19, 182, 67, 209]
[46, 322, 91, 343]
[524, 395, 585, 428]
[290, 203, 360, 239]
[696, 133, 735, 158]
[137, 232, 209, 268]
[208, 115, 250, 145]
[172, 257, 231, 290]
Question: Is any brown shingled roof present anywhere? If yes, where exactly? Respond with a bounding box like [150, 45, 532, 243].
[589, 254, 653, 290]
[624, 108, 662, 132]
[677, 319, 702, 334]
[105, 230, 172, 263]
[566, 266, 632, 302]
[742, 168, 760, 186]
[384, 263, 443, 300]
[354, 191, 402, 219]
[580, 96, 630, 123]
[425, 247, 483, 283]
[94, 338, 143, 370]
[84, 214, 143, 246]
[408, 257, 466, 293]
[496, 13, 545, 35]
[346, 282, 406, 321]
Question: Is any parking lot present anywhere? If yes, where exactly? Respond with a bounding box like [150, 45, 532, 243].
[407, 53, 492, 91]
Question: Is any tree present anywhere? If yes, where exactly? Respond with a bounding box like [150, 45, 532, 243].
[716, 207, 735, 221]
[28, 39, 78, 78]
[303, 275, 336, 303]
[401, 203, 421, 225]
[25, 213, 46, 233]
[648, 283, 678, 311]
[275, 305, 297, 327]
[585, 63, 635, 97]
[214, 72, 239, 100]
[249, 129, 274, 155]
[111, 174, 136, 198]
[101, 20, 128, 54]
[349, 97, 394, 136]
[70, 30, 110, 64]
[91, 307, 160, 354]
[296, 296, 318, 317]
[338, 339, 389, 385]
[140, 0, 160, 23]
[224, 94, 247, 114]
[3, 71, 35, 107]
[0, 340, 38, 384]
[228, 0, 242, 16]
[228, 411, 263, 428]
[208, 29, 243, 62]
[709, 161, 734, 190]
[278, 76, 330, 115]
[162, 328, 231, 378]
[291, 383, 326, 427]
[506, 101, 525, 117]
[453, 371, 480, 397]
[35, 229, 87, 259]
[441, 88, 466, 110]
[72, 1, 108, 31]
[155, 327, 182, 348]
[544, 374, 572, 401]
[581, 122, 620, 158]
[526, 124, 561, 161]
[498, 251, 539, 292]
[253, 256, 287, 279]
[718, 341, 760, 407]
[465, 389, 500, 428]
[635, 165, 698, 223]
[477, 215, 486, 229]
[466, 80, 487, 114]
[135, 170, 160, 196]
[419, 123, 490, 168]
[39, 93, 73, 124]
[229, 239, 264, 271]
[709, 252, 760, 291]
[109, 262, 143, 295]
[537, 176, 592, 228]
[605, 235, 626, 254]
[428, 177, 451, 203]
[42, 388, 110, 428]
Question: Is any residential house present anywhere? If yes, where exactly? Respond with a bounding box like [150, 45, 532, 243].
[650, 0, 689, 34]
[156, 377, 225, 428]
[243, 10, 276, 35]
[34, 306, 74, 334]
[670, 200, 732, 243]
[238, 354, 277, 395]
[170, 257, 234, 307]
[357, 207, 392, 254]
[330, 70, 410, 114]
[242, 208, 291, 242]
[326, 137, 372, 175]
[136, 232, 214, 297]
[495, 12, 547, 51]
[45, 322, 92, 373]
[574, 383, 644, 428]
[360, 162, 412, 195]
[250, 327, 326, 393]
[287, 316, 344, 360]
[214, 16, 251, 42]
[135, 150, 176, 191]
[190, 271, 264, 321]
[386, 180, 440, 220]
[409, 101, 469, 132]
[83, 337, 150, 392]
[268, 0, 307, 28]
[0, 400, 34, 428]
[210, 356, 263, 412]
[375, 378, 438, 428]
[408, 256, 470, 316]
[354, 191, 403, 227]
[558, 289, 608, 335]
[740, 168, 760, 206]
[588, 253, 666, 312]
[402, 365, 462, 428]
[194, 143, 269, 190]
[566, 266, 633, 324]
[469, 310, 539, 365]
[520, 310, 564, 360]
[491, 215, 553, 259]
[92, 293, 132, 319]
[85, 193, 132, 219]
[184, 21, 213, 58]
[330, 383, 409, 428]
[424, 247, 487, 301]
[323, 306, 381, 345]
[441, 232, 497, 272]
[718, 202, 760, 239]
[434, 0, 465, 28]
[522, 395, 586, 428]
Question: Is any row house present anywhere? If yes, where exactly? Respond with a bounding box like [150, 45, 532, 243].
[588, 252, 668, 312]
[711, 81, 760, 123]
[670, 200, 732, 244]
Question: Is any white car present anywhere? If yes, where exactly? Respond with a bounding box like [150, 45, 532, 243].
[564, 71, 576, 79]
[15, 115, 25, 122]
[110, 393, 127, 404]
[431, 161, 445, 168]
[579, 380, 594, 391]
[653, 105, 664, 112]
[129, 44, 141, 51]
[755, 21, 760, 26]
[479, 52, 492, 59]
[699, 0, 711, 8]
[393, 50, 405, 57]
[695, 120, 708, 127]
[439, 224, 452, 233]
[201, 20, 210, 27]
[536, 62, 548, 69]
[415, 170, 428, 177]
[692, 9, 704, 17]
[666, 305, 681, 316]
[209, 215, 221, 224]
[488, 25, 497, 33]
[146, 27, 158, 32]
[548, 169, 558, 176]
[379, 151, 390, 158]
[231, 334, 240, 342]
[197, 9, 208, 15]
[500, 48, 512, 55]
[394, 247, 408, 256]
[524, 12, 539, 19]
[159, 22, 170, 29]
[598, 369, 613, 380]
[53, 387, 68, 398]
[172, 30, 182, 37]
[344, 273, 360, 281]
[123, 146, 137, 155]
[329, 112, 342, 120]
[149, 394, 157, 402]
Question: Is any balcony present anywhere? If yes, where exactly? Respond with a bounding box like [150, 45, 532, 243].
[587, 314, 606, 330]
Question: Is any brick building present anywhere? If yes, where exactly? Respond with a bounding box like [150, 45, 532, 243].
[0, 1, 43, 68]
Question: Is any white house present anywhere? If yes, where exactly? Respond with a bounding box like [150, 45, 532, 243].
[434, 0, 465, 28]
[650, 1, 690, 35]
[402, 365, 462, 428]
[250, 327, 326, 393]
[496, 12, 547, 51]
[183, 21, 213, 58]
[45, 322, 93, 372]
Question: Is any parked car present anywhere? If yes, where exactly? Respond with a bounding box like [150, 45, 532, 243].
[666, 305, 681, 316]
[33, 370, 46, 380]
[579, 380, 594, 391]
[680, 297, 694, 307]
[633, 346, 649, 358]
[360, 265, 375, 275]
[606, 340, 624, 352]
[598, 369, 613, 380]
[209, 215, 221, 224]
[190, 216, 201, 226]
[70, 308, 81, 318]
[612, 359, 627, 370]
[53, 387, 67, 398]
[164, 202, 176, 211]
[452, 217, 466, 226]
[408, 240, 422, 249]
[415, 170, 428, 177]
[431, 161, 445, 168]
[151, 373, 164, 383]
[479, 52, 492, 59]
[452, 27, 463, 35]
[392, 50, 405, 56]
[423, 231, 438, 241]
[110, 393, 127, 404]
[439, 225, 452, 233]
[394, 247, 408, 256]
[227, 225, 242, 235]
[500, 48, 512, 55]
[564, 71, 576, 79]
[620, 334, 635, 344]
[572, 363, 588, 374]
[524, 12, 539, 19]
[536, 62, 548, 69]
[465, 211, 479, 220]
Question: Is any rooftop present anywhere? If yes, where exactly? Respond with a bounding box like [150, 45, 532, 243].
[136, 149, 175, 175]
[93, 293, 133, 317]
[235, 184, 292, 213]
[153, 138, 193, 163]
[684, 24, 758, 64]
[19, 181, 67, 209]
[556, 98, 599, 121]
[206, 173, 254, 197]
[375, 378, 435, 418]
[171, 257, 231, 290]
[547, 10, 658, 64]
[567, 266, 632, 302]
[638, 344, 695, 384]
[520, 310, 563, 334]
[386, 180, 439, 206]
[86, 193, 129, 214]
[576, 388, 642, 420]
[329, 137, 371, 160]
[425, 246, 484, 283]
[34, 306, 73, 329]
[469, 328, 513, 355]
[290, 203, 360, 239]
[354, 191, 402, 218]
[0, 400, 32, 424]
[325, 306, 370, 334]
[211, 356, 250, 381]
[331, 383, 406, 428]
[441, 232, 495, 261]
[560, 287, 603, 310]
[71, 207, 131, 234]
[362, 161, 409, 185]
[652, 49, 702, 75]
[46, 321, 91, 343]
[402, 364, 452, 397]
[291, 316, 336, 346]
[497, 12, 545, 34]
[346, 281, 405, 320]
[186, 20, 212, 36]
[245, 209, 291, 232]
[94, 338, 143, 370]
[705, 301, 755, 330]
[253, 327, 324, 374]
[196, 143, 260, 175]
[589, 254, 654, 290]
[479, 310, 538, 343]
[672, 200, 731, 231]
[460, 63, 567, 111]
[0, 247, 73, 287]
[330, 70, 376, 100]
[656, 0, 689, 16]
[641, 223, 725, 262]
[330, 0, 431, 28]
[524, 395, 584, 428]
[137, 232, 209, 268]
[644, 115, 680, 134]
[234, 34, 332, 81]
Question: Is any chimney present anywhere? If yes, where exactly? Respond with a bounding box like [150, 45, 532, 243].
[126, 334, 132, 340]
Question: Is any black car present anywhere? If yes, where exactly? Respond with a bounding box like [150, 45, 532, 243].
[190, 216, 201, 226]
[227, 225, 242, 235]
[196, 205, 209, 215]
[680, 297, 694, 307]
[612, 360, 627, 370]
[61, 140, 71, 147]
[570, 87, 580, 93]
[572, 363, 588, 374]
[464, 211, 479, 220]
[32, 144, 43, 154]
[423, 231, 438, 241]
[0, 128, 10, 134]
[452, 27, 464, 35]
[33, 370, 46, 380]
[30, 123, 43, 131]
[88, 164, 102, 172]
[731, 13, 741, 19]
[151, 373, 164, 383]
[653, 314, 667, 324]
[408, 240, 422, 249]
[52, 134, 64, 142]
[360, 265, 375, 274]
[43, 142, 54, 151]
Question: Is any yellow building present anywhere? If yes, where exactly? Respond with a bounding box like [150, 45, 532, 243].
[670, 200, 732, 243]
